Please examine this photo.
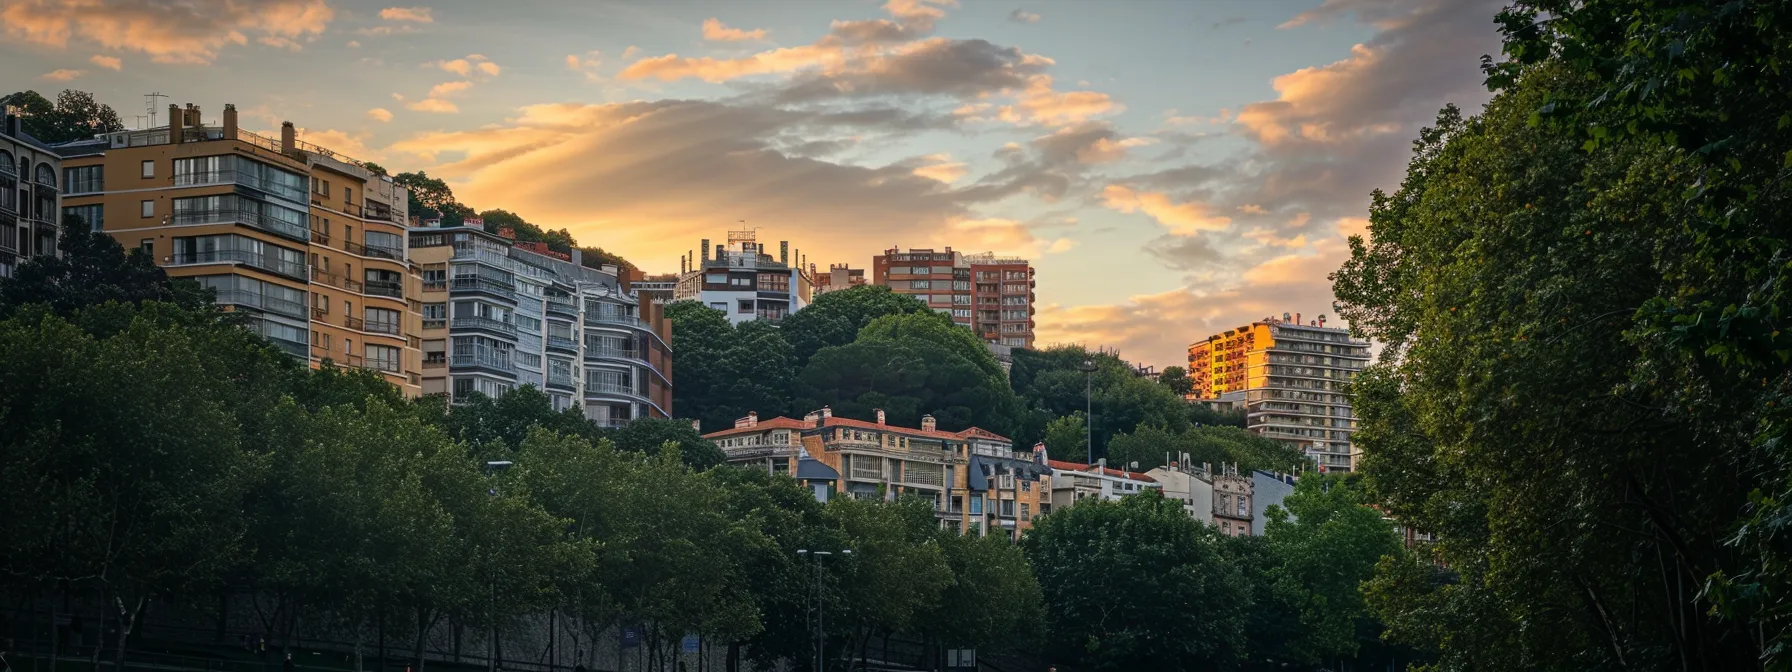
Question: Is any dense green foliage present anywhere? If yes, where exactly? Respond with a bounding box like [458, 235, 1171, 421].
[796, 311, 1021, 434]
[3, 89, 124, 143]
[779, 285, 932, 365]
[665, 299, 796, 433]
[389, 172, 633, 273]
[1333, 2, 1792, 665]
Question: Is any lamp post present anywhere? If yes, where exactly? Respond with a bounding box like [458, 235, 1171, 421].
[797, 549, 851, 672]
[483, 461, 513, 672]
[1078, 359, 1097, 464]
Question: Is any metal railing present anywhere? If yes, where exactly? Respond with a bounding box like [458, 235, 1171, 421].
[309, 267, 363, 293]
[422, 317, 447, 330]
[585, 346, 643, 362]
[585, 380, 640, 397]
[545, 297, 578, 316]
[451, 315, 517, 336]
[364, 280, 403, 298]
[211, 288, 307, 320]
[173, 249, 307, 280]
[547, 335, 579, 351]
[364, 319, 400, 335]
[422, 279, 446, 292]
[64, 177, 103, 194]
[452, 351, 515, 372]
[451, 276, 517, 300]
[170, 207, 309, 242]
[546, 372, 576, 389]
[584, 312, 646, 329]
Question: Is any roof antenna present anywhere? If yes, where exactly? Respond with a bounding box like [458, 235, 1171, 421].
[144, 92, 167, 127]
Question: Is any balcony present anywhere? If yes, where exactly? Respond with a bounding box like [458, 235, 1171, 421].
[212, 288, 307, 320]
[364, 280, 404, 299]
[546, 335, 579, 353]
[422, 317, 447, 330]
[170, 207, 309, 243]
[585, 312, 647, 329]
[422, 279, 446, 293]
[451, 351, 515, 373]
[546, 372, 576, 391]
[65, 177, 104, 195]
[172, 249, 307, 281]
[585, 380, 642, 398]
[450, 276, 517, 301]
[364, 319, 401, 335]
[450, 315, 517, 337]
[848, 463, 884, 481]
[585, 346, 645, 364]
[545, 297, 578, 318]
[310, 268, 363, 293]
[343, 239, 403, 261]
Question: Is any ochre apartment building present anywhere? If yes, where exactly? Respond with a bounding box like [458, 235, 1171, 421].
[56, 103, 421, 395]
[1186, 314, 1370, 472]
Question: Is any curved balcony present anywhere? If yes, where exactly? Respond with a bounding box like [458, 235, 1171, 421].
[451, 351, 516, 375]
[546, 336, 579, 354]
[545, 297, 579, 318]
[450, 276, 517, 302]
[173, 249, 307, 282]
[450, 315, 518, 338]
[583, 312, 648, 330]
[170, 207, 309, 244]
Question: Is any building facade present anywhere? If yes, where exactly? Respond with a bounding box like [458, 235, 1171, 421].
[674, 229, 813, 323]
[1187, 315, 1370, 472]
[705, 409, 1052, 538]
[408, 225, 673, 424]
[870, 247, 1036, 348]
[1211, 465, 1253, 537]
[1044, 456, 1159, 511]
[1146, 462, 1216, 524]
[815, 263, 865, 295]
[55, 104, 421, 393]
[2, 113, 61, 278]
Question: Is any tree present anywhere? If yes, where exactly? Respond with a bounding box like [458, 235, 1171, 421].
[1331, 58, 1769, 667]
[780, 285, 931, 365]
[702, 467, 826, 671]
[797, 312, 1020, 434]
[1157, 365, 1193, 397]
[4, 89, 124, 143]
[1010, 346, 1189, 454]
[822, 496, 953, 668]
[0, 218, 212, 320]
[1261, 474, 1400, 665]
[1105, 424, 1305, 473]
[419, 385, 598, 455]
[393, 171, 472, 226]
[1024, 491, 1249, 671]
[918, 531, 1044, 654]
[666, 300, 793, 433]
[605, 416, 726, 469]
[1041, 413, 1086, 462]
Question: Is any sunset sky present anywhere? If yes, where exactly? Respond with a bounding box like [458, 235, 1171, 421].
[2, 0, 1504, 367]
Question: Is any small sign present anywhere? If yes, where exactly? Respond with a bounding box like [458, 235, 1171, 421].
[620, 626, 642, 649]
[681, 634, 700, 654]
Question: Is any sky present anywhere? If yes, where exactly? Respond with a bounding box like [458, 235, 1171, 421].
[1, 0, 1506, 368]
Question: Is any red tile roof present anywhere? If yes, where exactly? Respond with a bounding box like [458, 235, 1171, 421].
[700, 414, 1008, 443]
[1046, 459, 1158, 483]
[702, 416, 813, 439]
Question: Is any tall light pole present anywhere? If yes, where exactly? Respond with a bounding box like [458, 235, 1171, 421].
[1079, 359, 1097, 464]
[797, 549, 851, 672]
[483, 461, 512, 672]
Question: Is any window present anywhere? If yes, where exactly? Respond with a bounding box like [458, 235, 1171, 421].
[315, 294, 329, 314]
[515, 315, 541, 333]
[970, 495, 983, 515]
[140, 160, 154, 178]
[312, 330, 330, 349]
[139, 239, 153, 257]
[345, 186, 353, 204]
[709, 302, 726, 311]
[737, 299, 753, 313]
[910, 279, 931, 289]
[140, 200, 154, 218]
[366, 344, 401, 372]
[365, 307, 401, 334]
[65, 165, 102, 194]
[422, 303, 447, 320]
[516, 351, 542, 368]
[63, 204, 102, 232]
[1001, 499, 1015, 516]
[1021, 503, 1031, 521]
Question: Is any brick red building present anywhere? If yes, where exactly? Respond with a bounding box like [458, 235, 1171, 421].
[870, 247, 1035, 348]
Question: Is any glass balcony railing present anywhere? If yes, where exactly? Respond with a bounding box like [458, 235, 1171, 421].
[173, 249, 307, 281]
[450, 276, 517, 300]
[450, 315, 517, 337]
[170, 207, 309, 242]
[452, 351, 515, 372]
[364, 280, 404, 299]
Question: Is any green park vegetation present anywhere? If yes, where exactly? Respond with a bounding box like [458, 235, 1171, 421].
[0, 228, 1405, 672]
[1332, 1, 1792, 668]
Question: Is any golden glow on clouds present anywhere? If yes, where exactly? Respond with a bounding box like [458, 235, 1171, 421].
[378, 6, 433, 23]
[1100, 185, 1233, 234]
[366, 108, 393, 122]
[41, 68, 82, 81]
[87, 54, 119, 69]
[1, 0, 333, 64]
[701, 18, 768, 42]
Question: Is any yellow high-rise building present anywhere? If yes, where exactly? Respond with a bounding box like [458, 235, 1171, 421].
[1187, 314, 1369, 472]
[56, 103, 421, 395]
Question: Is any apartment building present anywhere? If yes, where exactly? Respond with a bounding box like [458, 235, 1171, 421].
[673, 229, 813, 323]
[1187, 314, 1370, 472]
[2, 113, 61, 278]
[1146, 461, 1215, 524]
[870, 247, 1036, 348]
[54, 104, 421, 394]
[408, 225, 673, 425]
[1043, 456, 1159, 511]
[705, 408, 1053, 538]
[630, 272, 678, 306]
[815, 263, 865, 295]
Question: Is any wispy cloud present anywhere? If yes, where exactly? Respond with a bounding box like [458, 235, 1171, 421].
[701, 18, 767, 42]
[1, 0, 334, 64]
[378, 6, 432, 22]
[41, 68, 83, 81]
[87, 54, 120, 70]
[1009, 9, 1041, 23]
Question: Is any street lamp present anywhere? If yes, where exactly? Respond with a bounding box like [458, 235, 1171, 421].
[797, 548, 851, 672]
[483, 461, 512, 672]
[1078, 359, 1097, 464]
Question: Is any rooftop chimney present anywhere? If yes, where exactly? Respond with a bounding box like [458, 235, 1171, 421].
[701, 239, 710, 262]
[804, 410, 821, 424]
[280, 121, 295, 155]
[222, 103, 239, 140]
[735, 412, 758, 429]
[874, 408, 885, 425]
[780, 241, 788, 265]
[820, 406, 832, 419]
[690, 419, 701, 432]
[920, 414, 936, 432]
[168, 104, 183, 144]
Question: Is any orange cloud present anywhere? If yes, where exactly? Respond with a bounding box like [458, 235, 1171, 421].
[701, 18, 767, 42]
[1236, 44, 1413, 146]
[2, 0, 334, 64]
[427, 81, 472, 98]
[379, 6, 432, 22]
[912, 154, 967, 183]
[620, 43, 843, 82]
[1100, 185, 1232, 234]
[88, 54, 120, 69]
[405, 98, 458, 114]
[996, 76, 1120, 126]
[437, 54, 499, 78]
[366, 107, 393, 122]
[41, 68, 83, 81]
